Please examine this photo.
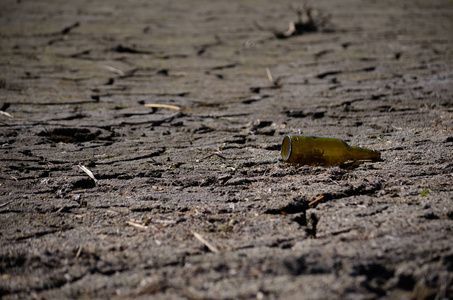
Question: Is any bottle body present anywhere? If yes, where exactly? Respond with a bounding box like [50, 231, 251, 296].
[281, 135, 381, 166]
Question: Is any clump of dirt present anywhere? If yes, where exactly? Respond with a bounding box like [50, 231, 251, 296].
[274, 4, 331, 39]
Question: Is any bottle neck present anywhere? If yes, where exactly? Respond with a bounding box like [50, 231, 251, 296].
[349, 146, 381, 162]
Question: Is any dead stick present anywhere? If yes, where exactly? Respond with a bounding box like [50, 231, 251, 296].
[126, 220, 149, 230]
[192, 231, 220, 254]
[309, 194, 324, 206]
[144, 103, 181, 111]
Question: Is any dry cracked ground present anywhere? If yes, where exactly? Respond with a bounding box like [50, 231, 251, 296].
[1, 0, 452, 299]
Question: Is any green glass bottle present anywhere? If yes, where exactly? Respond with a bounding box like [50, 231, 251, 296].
[281, 134, 381, 165]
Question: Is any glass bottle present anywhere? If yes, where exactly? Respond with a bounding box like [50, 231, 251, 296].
[281, 134, 381, 165]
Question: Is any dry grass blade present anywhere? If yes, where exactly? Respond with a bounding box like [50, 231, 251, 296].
[144, 103, 181, 111]
[192, 231, 220, 254]
[75, 246, 83, 258]
[126, 220, 149, 230]
[0, 110, 14, 118]
[309, 194, 324, 206]
[77, 164, 98, 183]
[102, 65, 125, 76]
[0, 200, 13, 208]
[266, 67, 274, 83]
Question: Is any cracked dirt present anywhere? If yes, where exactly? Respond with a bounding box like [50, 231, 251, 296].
[1, 0, 452, 299]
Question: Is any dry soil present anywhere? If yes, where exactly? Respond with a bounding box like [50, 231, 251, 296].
[1, 0, 452, 299]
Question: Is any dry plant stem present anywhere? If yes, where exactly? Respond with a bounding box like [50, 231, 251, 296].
[192, 231, 220, 254]
[75, 246, 83, 259]
[309, 194, 324, 206]
[0, 110, 14, 118]
[101, 65, 125, 76]
[126, 220, 149, 230]
[0, 200, 13, 208]
[144, 103, 181, 111]
[266, 67, 274, 82]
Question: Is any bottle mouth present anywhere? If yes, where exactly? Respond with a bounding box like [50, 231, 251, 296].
[281, 135, 292, 161]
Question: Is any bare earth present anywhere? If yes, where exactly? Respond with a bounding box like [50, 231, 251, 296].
[1, 0, 452, 299]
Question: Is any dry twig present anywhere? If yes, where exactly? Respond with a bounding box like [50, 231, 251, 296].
[309, 194, 324, 206]
[126, 220, 149, 230]
[75, 246, 83, 258]
[192, 231, 220, 254]
[144, 103, 181, 111]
